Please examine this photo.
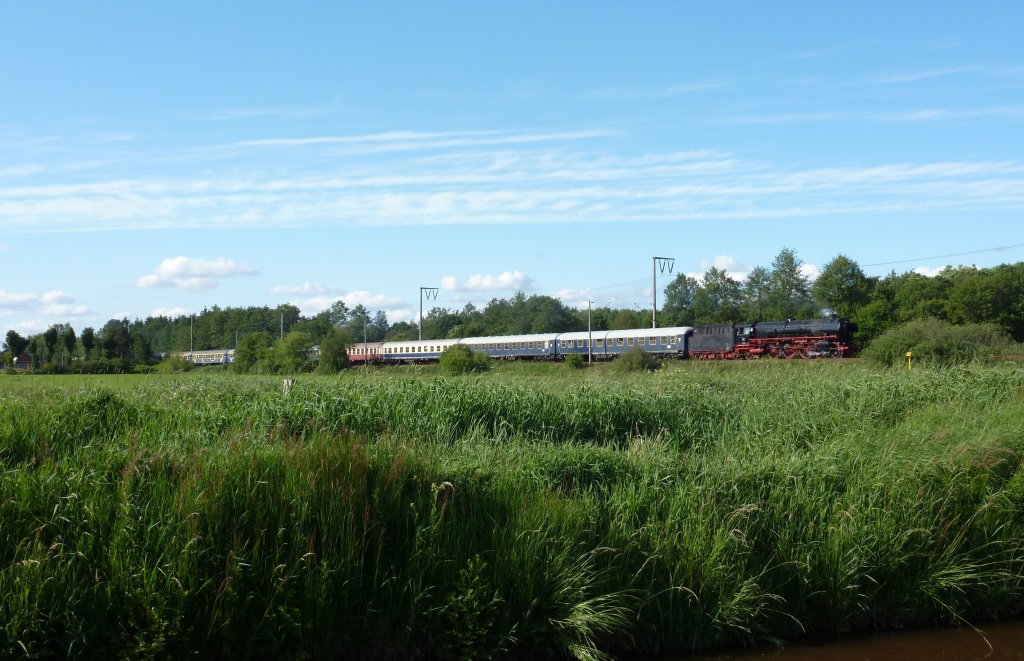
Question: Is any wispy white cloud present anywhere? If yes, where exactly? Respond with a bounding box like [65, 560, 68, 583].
[0, 289, 90, 316]
[0, 164, 46, 179]
[206, 106, 328, 121]
[223, 129, 612, 152]
[136, 257, 258, 291]
[441, 271, 539, 292]
[586, 81, 726, 100]
[3, 127, 1024, 233]
[868, 66, 981, 84]
[92, 132, 137, 143]
[719, 105, 1024, 125]
[269, 282, 340, 296]
[0, 241, 9, 253]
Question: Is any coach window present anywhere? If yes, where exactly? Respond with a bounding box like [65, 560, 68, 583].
[649, 337, 656, 345]
[638, 337, 646, 346]
[627, 337, 635, 346]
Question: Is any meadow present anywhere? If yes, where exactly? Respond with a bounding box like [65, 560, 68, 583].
[1, 360, 1023, 659]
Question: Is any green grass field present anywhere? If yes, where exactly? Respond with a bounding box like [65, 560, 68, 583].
[2, 361, 1023, 659]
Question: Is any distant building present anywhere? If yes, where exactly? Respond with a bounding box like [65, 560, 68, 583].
[13, 353, 32, 370]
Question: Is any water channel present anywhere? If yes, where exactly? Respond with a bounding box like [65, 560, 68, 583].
[660, 620, 1024, 660]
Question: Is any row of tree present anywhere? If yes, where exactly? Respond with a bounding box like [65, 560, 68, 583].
[4, 248, 1023, 372]
[659, 250, 1024, 345]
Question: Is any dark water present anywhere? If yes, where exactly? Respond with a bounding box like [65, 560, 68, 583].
[669, 621, 1024, 660]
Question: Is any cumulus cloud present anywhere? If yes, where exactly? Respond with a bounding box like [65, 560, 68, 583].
[440, 271, 539, 292]
[688, 255, 751, 281]
[276, 289, 412, 322]
[0, 289, 89, 316]
[800, 263, 821, 280]
[684, 256, 819, 282]
[151, 306, 192, 318]
[914, 265, 948, 277]
[136, 256, 258, 292]
[551, 288, 596, 309]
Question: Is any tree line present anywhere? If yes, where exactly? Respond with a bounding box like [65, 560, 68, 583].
[3, 248, 1023, 373]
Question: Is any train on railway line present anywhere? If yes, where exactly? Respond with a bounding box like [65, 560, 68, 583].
[347, 317, 855, 364]
[174, 317, 855, 366]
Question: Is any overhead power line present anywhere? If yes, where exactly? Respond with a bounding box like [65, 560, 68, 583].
[863, 242, 1024, 268]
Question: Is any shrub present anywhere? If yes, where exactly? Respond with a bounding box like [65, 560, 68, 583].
[440, 344, 491, 375]
[564, 353, 586, 370]
[862, 318, 1014, 367]
[613, 347, 660, 373]
[153, 356, 195, 374]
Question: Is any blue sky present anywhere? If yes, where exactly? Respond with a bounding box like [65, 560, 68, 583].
[2, 2, 1023, 335]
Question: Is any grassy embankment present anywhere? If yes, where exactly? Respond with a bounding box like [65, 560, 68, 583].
[2, 361, 1023, 659]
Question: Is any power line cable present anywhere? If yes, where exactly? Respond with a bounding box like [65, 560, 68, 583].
[863, 243, 1024, 267]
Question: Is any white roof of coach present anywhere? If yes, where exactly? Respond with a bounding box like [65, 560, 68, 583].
[604, 326, 693, 340]
[457, 332, 560, 346]
[386, 338, 461, 351]
[555, 330, 609, 342]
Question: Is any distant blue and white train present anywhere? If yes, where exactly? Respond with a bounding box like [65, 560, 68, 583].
[347, 327, 693, 363]
[177, 349, 236, 365]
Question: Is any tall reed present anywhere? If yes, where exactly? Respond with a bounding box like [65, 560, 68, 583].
[1, 363, 1022, 657]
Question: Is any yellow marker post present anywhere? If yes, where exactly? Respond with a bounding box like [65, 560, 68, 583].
[906, 351, 912, 370]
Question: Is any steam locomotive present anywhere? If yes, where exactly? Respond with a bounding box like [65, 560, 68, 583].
[687, 317, 855, 360]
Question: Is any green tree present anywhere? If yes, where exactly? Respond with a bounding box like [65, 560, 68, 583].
[740, 265, 772, 320]
[765, 248, 815, 319]
[328, 300, 350, 326]
[346, 305, 371, 342]
[811, 254, 872, 319]
[43, 326, 59, 363]
[524, 295, 577, 333]
[317, 329, 351, 372]
[691, 267, 742, 323]
[439, 344, 490, 375]
[276, 331, 314, 373]
[661, 274, 698, 326]
[234, 332, 271, 373]
[609, 309, 644, 330]
[370, 310, 389, 341]
[62, 326, 77, 358]
[4, 330, 29, 357]
[81, 327, 96, 359]
[889, 271, 948, 322]
[944, 266, 1016, 329]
